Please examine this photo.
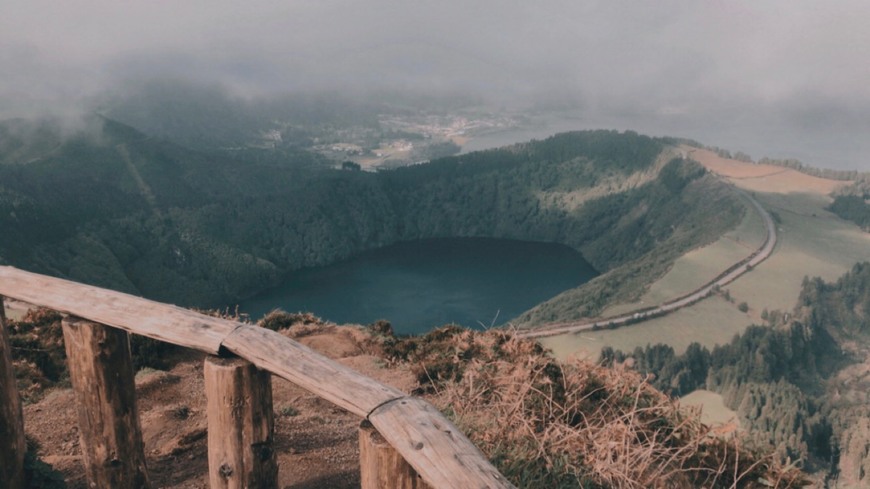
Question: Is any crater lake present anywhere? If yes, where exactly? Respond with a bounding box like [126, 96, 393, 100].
[239, 237, 598, 334]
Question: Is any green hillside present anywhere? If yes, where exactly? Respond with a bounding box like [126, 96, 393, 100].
[610, 262, 870, 485]
[0, 118, 743, 323]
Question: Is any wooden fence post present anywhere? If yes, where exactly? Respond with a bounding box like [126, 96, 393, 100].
[62, 316, 150, 489]
[0, 297, 26, 489]
[204, 356, 277, 489]
[359, 420, 431, 489]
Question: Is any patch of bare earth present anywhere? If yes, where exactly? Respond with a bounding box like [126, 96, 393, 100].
[23, 324, 415, 489]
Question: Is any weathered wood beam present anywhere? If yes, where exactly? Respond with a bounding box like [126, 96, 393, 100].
[0, 266, 238, 354]
[0, 296, 26, 489]
[359, 420, 431, 489]
[62, 317, 150, 489]
[205, 356, 277, 489]
[221, 325, 405, 418]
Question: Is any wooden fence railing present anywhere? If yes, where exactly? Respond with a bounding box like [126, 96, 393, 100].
[0, 266, 514, 489]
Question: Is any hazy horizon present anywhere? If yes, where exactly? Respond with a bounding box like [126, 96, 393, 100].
[3, 1, 870, 169]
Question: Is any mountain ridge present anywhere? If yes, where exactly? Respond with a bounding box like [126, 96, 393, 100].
[0, 117, 744, 326]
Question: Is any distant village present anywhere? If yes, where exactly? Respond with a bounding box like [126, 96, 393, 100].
[306, 112, 521, 170]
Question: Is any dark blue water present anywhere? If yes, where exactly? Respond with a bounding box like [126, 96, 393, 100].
[239, 238, 597, 334]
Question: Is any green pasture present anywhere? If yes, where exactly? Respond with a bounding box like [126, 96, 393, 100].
[728, 191, 870, 312]
[540, 295, 751, 360]
[603, 197, 766, 317]
[544, 190, 870, 362]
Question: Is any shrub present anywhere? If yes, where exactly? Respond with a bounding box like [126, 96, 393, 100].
[367, 319, 394, 336]
[24, 437, 66, 489]
[258, 310, 322, 331]
[385, 327, 807, 487]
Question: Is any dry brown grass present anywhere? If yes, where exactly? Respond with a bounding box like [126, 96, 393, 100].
[382, 327, 808, 488]
[686, 147, 844, 195]
[11, 305, 808, 488]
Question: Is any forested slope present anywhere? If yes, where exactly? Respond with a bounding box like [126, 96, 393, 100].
[828, 181, 870, 231]
[610, 263, 870, 486]
[0, 117, 743, 324]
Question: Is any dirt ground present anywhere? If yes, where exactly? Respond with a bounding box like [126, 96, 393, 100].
[22, 324, 417, 489]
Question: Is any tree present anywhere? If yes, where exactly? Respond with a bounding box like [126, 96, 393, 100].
[341, 161, 361, 171]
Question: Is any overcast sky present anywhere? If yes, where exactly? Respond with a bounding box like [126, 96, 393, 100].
[3, 1, 870, 168]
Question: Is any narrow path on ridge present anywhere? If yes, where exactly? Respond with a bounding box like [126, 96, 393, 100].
[517, 186, 777, 339]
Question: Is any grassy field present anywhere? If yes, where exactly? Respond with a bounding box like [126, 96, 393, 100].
[680, 390, 741, 429]
[539, 295, 751, 360]
[726, 191, 870, 312]
[542, 150, 870, 363]
[602, 196, 766, 317]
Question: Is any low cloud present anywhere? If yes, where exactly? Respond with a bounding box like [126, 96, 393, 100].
[3, 1, 870, 168]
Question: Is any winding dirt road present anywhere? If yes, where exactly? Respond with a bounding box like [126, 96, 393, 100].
[518, 187, 776, 339]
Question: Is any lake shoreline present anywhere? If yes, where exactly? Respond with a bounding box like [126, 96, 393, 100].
[237, 237, 598, 335]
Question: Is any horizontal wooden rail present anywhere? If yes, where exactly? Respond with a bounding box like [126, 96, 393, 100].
[0, 267, 237, 353]
[0, 266, 514, 488]
[221, 325, 405, 417]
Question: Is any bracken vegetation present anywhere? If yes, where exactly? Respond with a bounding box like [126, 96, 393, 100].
[376, 325, 807, 488]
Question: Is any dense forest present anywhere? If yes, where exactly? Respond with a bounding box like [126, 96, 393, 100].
[608, 262, 870, 485]
[0, 116, 743, 324]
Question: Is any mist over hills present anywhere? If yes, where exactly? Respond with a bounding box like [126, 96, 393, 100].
[5, 3, 870, 486]
[97, 80, 387, 151]
[7, 97, 868, 486]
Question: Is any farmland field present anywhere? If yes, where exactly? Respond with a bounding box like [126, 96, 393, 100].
[542, 150, 870, 362]
[727, 191, 870, 312]
[602, 195, 766, 317]
[539, 295, 750, 360]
